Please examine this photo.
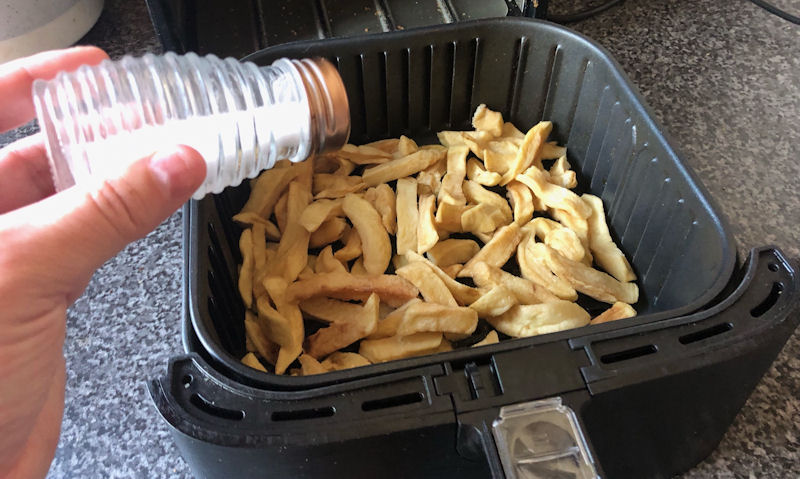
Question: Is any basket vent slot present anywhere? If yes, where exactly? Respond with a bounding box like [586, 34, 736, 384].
[750, 282, 784, 318]
[190, 394, 244, 421]
[600, 344, 657, 364]
[679, 322, 733, 345]
[271, 406, 335, 422]
[362, 392, 423, 412]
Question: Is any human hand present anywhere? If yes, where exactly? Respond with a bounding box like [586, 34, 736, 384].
[0, 47, 206, 478]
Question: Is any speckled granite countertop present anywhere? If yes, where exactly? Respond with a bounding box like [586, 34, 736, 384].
[0, 0, 797, 477]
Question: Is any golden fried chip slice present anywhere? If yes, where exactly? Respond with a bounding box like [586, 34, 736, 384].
[320, 352, 372, 371]
[362, 149, 446, 186]
[591, 302, 637, 325]
[417, 194, 440, 254]
[460, 223, 522, 277]
[468, 261, 559, 304]
[395, 261, 457, 306]
[426, 239, 480, 267]
[540, 244, 639, 304]
[241, 352, 268, 372]
[343, 193, 391, 275]
[471, 330, 500, 348]
[396, 302, 479, 336]
[438, 145, 469, 205]
[582, 194, 636, 282]
[298, 354, 328, 375]
[305, 293, 380, 359]
[395, 177, 419, 255]
[334, 226, 362, 262]
[238, 228, 254, 308]
[469, 284, 517, 318]
[488, 301, 590, 338]
[286, 272, 419, 308]
[359, 332, 443, 363]
[517, 238, 579, 300]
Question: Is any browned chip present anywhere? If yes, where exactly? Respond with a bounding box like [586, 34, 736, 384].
[300, 296, 360, 323]
[244, 311, 279, 366]
[240, 166, 301, 217]
[488, 301, 590, 338]
[591, 302, 637, 325]
[364, 138, 400, 153]
[506, 180, 534, 225]
[396, 302, 478, 336]
[516, 166, 592, 219]
[463, 180, 512, 223]
[499, 121, 552, 185]
[334, 227, 362, 262]
[460, 223, 522, 277]
[403, 251, 482, 305]
[359, 332, 443, 363]
[232, 212, 281, 240]
[469, 261, 559, 304]
[461, 203, 508, 235]
[241, 352, 268, 372]
[582, 194, 636, 282]
[365, 183, 397, 235]
[313, 174, 367, 198]
[426, 239, 480, 267]
[350, 257, 368, 275]
[549, 155, 577, 189]
[417, 194, 440, 254]
[395, 177, 419, 255]
[466, 158, 502, 186]
[541, 141, 566, 160]
[394, 135, 419, 158]
[368, 299, 421, 339]
[472, 104, 504, 137]
[274, 190, 289, 234]
[469, 284, 517, 318]
[320, 352, 372, 371]
[517, 238, 578, 300]
[315, 245, 348, 274]
[438, 145, 469, 205]
[435, 201, 470, 233]
[263, 276, 305, 374]
[238, 228, 254, 308]
[309, 217, 347, 248]
[395, 262, 457, 306]
[472, 330, 499, 348]
[343, 193, 391, 275]
[362, 149, 446, 186]
[540, 244, 639, 304]
[286, 272, 419, 308]
[416, 156, 447, 196]
[299, 198, 344, 233]
[305, 293, 380, 359]
[544, 227, 586, 263]
[267, 181, 311, 282]
[336, 143, 393, 164]
[549, 208, 592, 265]
[298, 354, 328, 375]
[442, 264, 463, 278]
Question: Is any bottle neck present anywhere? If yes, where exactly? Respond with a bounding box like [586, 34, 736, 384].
[268, 58, 350, 156]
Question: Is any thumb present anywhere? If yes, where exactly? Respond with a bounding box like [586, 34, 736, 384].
[0, 145, 206, 302]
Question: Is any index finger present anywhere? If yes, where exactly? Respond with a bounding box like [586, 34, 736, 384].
[0, 46, 109, 132]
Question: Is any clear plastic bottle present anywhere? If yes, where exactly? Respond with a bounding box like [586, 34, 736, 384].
[32, 52, 350, 199]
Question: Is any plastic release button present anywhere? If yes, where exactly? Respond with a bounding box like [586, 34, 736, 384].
[492, 397, 598, 479]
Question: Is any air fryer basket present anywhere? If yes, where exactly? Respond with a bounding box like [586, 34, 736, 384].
[186, 18, 735, 387]
[152, 18, 800, 479]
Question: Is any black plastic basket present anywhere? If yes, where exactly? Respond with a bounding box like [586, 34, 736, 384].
[148, 15, 800, 479]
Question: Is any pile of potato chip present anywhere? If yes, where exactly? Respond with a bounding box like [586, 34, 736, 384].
[234, 105, 639, 376]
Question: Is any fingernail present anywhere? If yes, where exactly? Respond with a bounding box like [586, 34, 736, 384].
[148, 146, 206, 198]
